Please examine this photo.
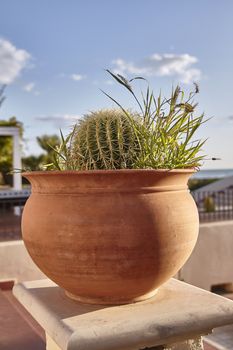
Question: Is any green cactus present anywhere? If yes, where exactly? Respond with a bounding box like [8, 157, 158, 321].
[70, 109, 140, 170]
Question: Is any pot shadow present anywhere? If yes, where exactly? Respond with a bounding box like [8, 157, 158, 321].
[25, 285, 117, 319]
[23, 279, 174, 320]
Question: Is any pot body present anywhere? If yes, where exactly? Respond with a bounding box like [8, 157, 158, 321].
[22, 170, 199, 304]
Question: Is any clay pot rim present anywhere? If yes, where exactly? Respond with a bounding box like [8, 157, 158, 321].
[22, 168, 196, 177]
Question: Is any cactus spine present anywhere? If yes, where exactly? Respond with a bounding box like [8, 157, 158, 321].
[71, 109, 140, 170]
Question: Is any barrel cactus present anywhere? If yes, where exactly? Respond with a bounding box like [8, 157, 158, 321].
[70, 109, 140, 170]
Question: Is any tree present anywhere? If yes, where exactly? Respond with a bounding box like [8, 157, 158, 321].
[0, 87, 25, 184]
[36, 135, 60, 156]
[36, 134, 61, 164]
[0, 116, 24, 185]
[22, 154, 44, 170]
[21, 135, 61, 171]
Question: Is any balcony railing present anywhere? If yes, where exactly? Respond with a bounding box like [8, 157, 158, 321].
[0, 191, 29, 240]
[192, 189, 233, 222]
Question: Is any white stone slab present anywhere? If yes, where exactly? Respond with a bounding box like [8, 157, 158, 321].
[13, 278, 233, 350]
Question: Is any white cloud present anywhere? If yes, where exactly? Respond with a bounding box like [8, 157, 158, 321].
[92, 79, 114, 86]
[71, 74, 86, 81]
[23, 82, 35, 92]
[0, 38, 31, 84]
[112, 53, 202, 84]
[35, 114, 81, 127]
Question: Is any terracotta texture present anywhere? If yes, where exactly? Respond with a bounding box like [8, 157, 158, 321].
[22, 170, 199, 304]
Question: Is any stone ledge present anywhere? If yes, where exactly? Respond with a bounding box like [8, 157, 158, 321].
[13, 278, 233, 350]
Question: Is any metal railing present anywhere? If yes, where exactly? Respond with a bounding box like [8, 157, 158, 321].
[0, 193, 29, 241]
[192, 189, 233, 222]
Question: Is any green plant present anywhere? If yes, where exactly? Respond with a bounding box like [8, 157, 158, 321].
[70, 109, 140, 170]
[47, 71, 208, 171]
[37, 134, 61, 156]
[102, 70, 207, 169]
[203, 196, 215, 212]
[42, 129, 76, 171]
[44, 110, 140, 171]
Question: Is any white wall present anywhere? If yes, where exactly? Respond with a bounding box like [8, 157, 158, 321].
[0, 240, 45, 283]
[180, 221, 233, 290]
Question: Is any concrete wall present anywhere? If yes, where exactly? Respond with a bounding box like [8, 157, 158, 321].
[0, 240, 45, 283]
[179, 220, 233, 291]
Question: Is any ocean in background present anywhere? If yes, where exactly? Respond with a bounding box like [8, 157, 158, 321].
[192, 169, 233, 179]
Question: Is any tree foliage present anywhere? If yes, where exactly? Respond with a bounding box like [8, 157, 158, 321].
[0, 84, 23, 173]
[36, 135, 60, 160]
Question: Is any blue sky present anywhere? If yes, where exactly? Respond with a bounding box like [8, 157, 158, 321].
[0, 0, 233, 169]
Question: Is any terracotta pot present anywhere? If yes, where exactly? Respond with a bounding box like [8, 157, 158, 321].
[22, 169, 199, 304]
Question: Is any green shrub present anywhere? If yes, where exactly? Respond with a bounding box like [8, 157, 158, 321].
[203, 196, 215, 212]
